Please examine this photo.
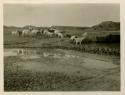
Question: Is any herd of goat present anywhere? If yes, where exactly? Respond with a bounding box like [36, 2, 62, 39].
[12, 28, 88, 45]
[11, 28, 120, 56]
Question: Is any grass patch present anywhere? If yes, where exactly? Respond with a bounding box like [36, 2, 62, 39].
[4, 69, 92, 91]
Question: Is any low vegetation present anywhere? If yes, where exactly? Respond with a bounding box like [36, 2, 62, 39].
[4, 21, 120, 91]
[4, 27, 120, 56]
[4, 56, 120, 91]
[4, 56, 90, 91]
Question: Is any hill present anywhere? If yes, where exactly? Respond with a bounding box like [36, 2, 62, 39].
[92, 21, 120, 31]
[50, 26, 89, 31]
[3, 21, 120, 32]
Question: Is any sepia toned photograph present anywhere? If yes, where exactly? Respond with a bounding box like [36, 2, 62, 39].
[3, 3, 120, 91]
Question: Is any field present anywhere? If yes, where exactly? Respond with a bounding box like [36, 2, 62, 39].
[4, 27, 120, 56]
[4, 27, 120, 91]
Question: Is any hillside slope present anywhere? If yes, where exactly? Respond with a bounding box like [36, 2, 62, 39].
[92, 21, 120, 31]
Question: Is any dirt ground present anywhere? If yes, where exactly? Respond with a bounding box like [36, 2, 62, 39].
[4, 48, 120, 91]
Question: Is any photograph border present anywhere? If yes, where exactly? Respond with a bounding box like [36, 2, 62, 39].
[0, 0, 125, 95]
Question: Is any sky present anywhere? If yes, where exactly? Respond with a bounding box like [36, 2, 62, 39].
[4, 4, 120, 27]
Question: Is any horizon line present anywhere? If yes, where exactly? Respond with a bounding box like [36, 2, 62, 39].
[3, 20, 120, 28]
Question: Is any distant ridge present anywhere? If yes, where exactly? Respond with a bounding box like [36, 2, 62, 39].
[50, 21, 120, 31]
[4, 21, 120, 31]
[50, 26, 89, 30]
[92, 21, 120, 31]
[4, 25, 21, 29]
